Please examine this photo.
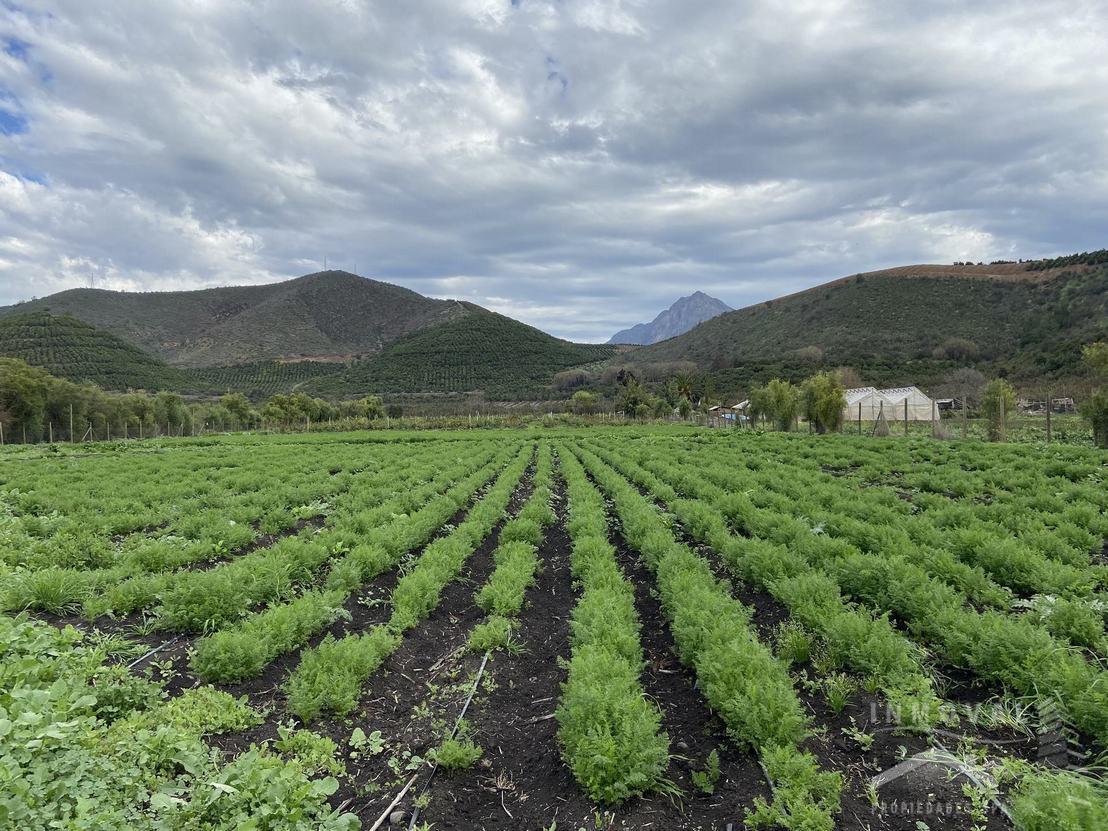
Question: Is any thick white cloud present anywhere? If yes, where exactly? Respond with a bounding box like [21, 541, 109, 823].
[0, 0, 1106, 340]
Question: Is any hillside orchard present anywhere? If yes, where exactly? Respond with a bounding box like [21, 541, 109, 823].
[1, 426, 1107, 830]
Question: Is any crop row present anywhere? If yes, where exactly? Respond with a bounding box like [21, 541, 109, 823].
[554, 445, 670, 803]
[570, 443, 842, 830]
[757, 433, 1108, 558]
[467, 442, 555, 652]
[190, 443, 514, 682]
[285, 444, 534, 721]
[593, 436, 1108, 745]
[733, 442, 1105, 599]
[2, 440, 488, 619]
[583, 438, 940, 725]
[662, 437, 1108, 648]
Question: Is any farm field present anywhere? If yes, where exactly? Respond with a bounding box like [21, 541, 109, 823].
[2, 428, 1107, 831]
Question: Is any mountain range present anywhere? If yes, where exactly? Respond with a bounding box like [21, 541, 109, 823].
[608, 291, 731, 345]
[0, 272, 618, 400]
[1, 252, 1104, 401]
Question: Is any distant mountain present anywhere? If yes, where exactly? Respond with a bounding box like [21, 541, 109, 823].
[623, 256, 1108, 386]
[608, 291, 731, 345]
[0, 271, 465, 367]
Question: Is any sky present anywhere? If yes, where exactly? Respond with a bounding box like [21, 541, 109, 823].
[0, 1, 1106, 342]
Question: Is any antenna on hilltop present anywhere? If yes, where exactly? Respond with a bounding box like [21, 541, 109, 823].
[88, 262, 104, 289]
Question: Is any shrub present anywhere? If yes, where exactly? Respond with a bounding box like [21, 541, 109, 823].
[1079, 390, 1108, 449]
[570, 389, 599, 414]
[932, 337, 979, 361]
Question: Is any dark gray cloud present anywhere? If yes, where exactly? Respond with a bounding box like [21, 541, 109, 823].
[1, 0, 1106, 341]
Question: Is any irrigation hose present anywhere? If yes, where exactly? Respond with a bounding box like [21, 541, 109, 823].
[126, 635, 181, 669]
[406, 649, 492, 830]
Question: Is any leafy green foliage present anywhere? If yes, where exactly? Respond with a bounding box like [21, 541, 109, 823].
[1009, 768, 1108, 831]
[467, 615, 515, 652]
[274, 725, 347, 776]
[191, 589, 349, 682]
[286, 627, 401, 722]
[800, 372, 846, 433]
[555, 447, 670, 803]
[0, 615, 354, 830]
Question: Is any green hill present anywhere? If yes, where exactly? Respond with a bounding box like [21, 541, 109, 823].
[307, 307, 619, 400]
[0, 312, 349, 397]
[0, 271, 465, 367]
[0, 312, 191, 390]
[0, 304, 617, 401]
[625, 258, 1108, 387]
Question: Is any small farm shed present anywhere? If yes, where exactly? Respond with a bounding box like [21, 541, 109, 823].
[708, 404, 737, 427]
[878, 386, 934, 421]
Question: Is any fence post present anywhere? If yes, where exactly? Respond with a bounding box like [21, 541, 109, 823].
[931, 399, 937, 438]
[49, 422, 53, 443]
[961, 394, 968, 439]
[858, 402, 862, 435]
[70, 404, 75, 443]
[904, 398, 909, 436]
[0, 421, 4, 445]
[1045, 393, 1052, 443]
[1000, 395, 1006, 442]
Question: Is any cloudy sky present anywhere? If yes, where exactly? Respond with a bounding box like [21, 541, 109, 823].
[1, 1, 1106, 341]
